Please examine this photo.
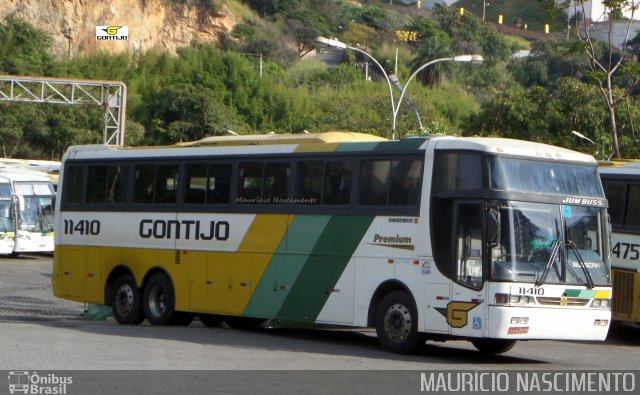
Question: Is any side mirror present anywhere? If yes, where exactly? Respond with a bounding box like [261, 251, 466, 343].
[487, 207, 499, 246]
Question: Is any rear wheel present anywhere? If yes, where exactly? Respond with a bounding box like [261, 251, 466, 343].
[375, 290, 425, 354]
[143, 272, 179, 326]
[224, 316, 266, 329]
[111, 274, 145, 325]
[471, 339, 517, 355]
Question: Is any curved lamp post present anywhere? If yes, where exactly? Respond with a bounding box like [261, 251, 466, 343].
[314, 36, 484, 139]
[571, 130, 596, 145]
[314, 36, 397, 137]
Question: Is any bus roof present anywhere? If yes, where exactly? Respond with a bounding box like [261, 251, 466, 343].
[180, 131, 387, 146]
[599, 159, 640, 176]
[0, 167, 53, 182]
[63, 134, 596, 164]
[433, 136, 597, 163]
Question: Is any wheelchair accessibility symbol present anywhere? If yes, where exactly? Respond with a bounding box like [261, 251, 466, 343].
[473, 316, 482, 330]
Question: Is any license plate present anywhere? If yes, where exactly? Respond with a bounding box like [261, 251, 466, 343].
[507, 326, 529, 335]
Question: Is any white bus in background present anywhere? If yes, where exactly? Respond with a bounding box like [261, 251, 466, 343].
[0, 168, 55, 255]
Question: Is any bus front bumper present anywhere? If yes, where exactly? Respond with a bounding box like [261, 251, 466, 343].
[487, 305, 611, 341]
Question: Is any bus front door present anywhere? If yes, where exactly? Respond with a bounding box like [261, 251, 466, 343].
[448, 202, 487, 338]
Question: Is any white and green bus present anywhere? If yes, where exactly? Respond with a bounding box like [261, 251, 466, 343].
[599, 160, 640, 324]
[53, 132, 612, 354]
[0, 168, 56, 255]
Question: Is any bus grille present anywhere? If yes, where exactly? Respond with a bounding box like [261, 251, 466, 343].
[536, 297, 590, 306]
[612, 270, 635, 316]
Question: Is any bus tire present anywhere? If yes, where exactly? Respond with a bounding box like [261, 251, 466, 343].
[200, 314, 224, 327]
[224, 316, 266, 329]
[111, 274, 145, 325]
[471, 339, 517, 355]
[375, 290, 424, 354]
[143, 272, 178, 326]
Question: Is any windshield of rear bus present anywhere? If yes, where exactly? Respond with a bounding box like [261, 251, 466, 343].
[490, 201, 610, 286]
[14, 182, 55, 233]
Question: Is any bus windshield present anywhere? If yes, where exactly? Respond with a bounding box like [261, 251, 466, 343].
[491, 201, 610, 286]
[490, 157, 604, 197]
[14, 182, 55, 233]
[0, 200, 12, 232]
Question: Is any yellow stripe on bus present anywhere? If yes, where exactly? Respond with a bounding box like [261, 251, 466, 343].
[192, 214, 294, 315]
[294, 143, 340, 153]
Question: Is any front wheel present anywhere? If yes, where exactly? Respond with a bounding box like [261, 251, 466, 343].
[143, 272, 179, 325]
[471, 339, 517, 355]
[375, 290, 425, 354]
[111, 274, 145, 325]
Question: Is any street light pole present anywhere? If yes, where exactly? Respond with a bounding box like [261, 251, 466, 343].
[313, 37, 483, 140]
[571, 130, 596, 145]
[315, 37, 398, 138]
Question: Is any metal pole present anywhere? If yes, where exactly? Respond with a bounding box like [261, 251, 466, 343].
[259, 53, 263, 78]
[395, 58, 454, 131]
[394, 46, 398, 76]
[344, 46, 397, 139]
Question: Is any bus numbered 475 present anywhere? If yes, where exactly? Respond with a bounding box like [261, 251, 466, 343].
[599, 160, 640, 324]
[53, 132, 612, 355]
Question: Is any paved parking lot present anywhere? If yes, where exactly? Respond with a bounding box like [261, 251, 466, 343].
[1, 254, 639, 372]
[0, 254, 83, 323]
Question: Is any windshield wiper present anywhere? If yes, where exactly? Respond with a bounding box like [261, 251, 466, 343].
[535, 239, 561, 287]
[567, 240, 595, 289]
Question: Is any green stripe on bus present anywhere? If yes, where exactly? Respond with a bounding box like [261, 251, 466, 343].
[244, 215, 331, 318]
[276, 215, 374, 322]
[372, 138, 426, 152]
[335, 142, 381, 152]
[564, 289, 596, 298]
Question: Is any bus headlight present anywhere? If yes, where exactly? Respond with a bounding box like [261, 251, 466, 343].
[17, 234, 31, 240]
[591, 299, 610, 308]
[510, 295, 532, 304]
[495, 293, 534, 305]
[510, 317, 529, 324]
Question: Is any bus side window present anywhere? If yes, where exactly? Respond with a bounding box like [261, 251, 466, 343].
[264, 163, 290, 203]
[134, 164, 155, 204]
[296, 161, 323, 204]
[87, 165, 108, 204]
[64, 166, 85, 205]
[185, 163, 207, 204]
[324, 161, 352, 205]
[155, 165, 179, 204]
[359, 160, 390, 206]
[207, 164, 232, 204]
[603, 182, 625, 226]
[237, 162, 263, 202]
[627, 184, 640, 227]
[106, 165, 129, 204]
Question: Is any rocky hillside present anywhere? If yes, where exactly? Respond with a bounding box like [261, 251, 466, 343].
[0, 0, 239, 57]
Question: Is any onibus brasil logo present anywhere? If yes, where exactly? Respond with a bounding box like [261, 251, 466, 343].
[8, 371, 73, 394]
[96, 25, 128, 40]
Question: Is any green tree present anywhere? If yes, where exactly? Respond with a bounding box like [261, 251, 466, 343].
[0, 14, 53, 75]
[409, 35, 453, 87]
[547, 0, 640, 158]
